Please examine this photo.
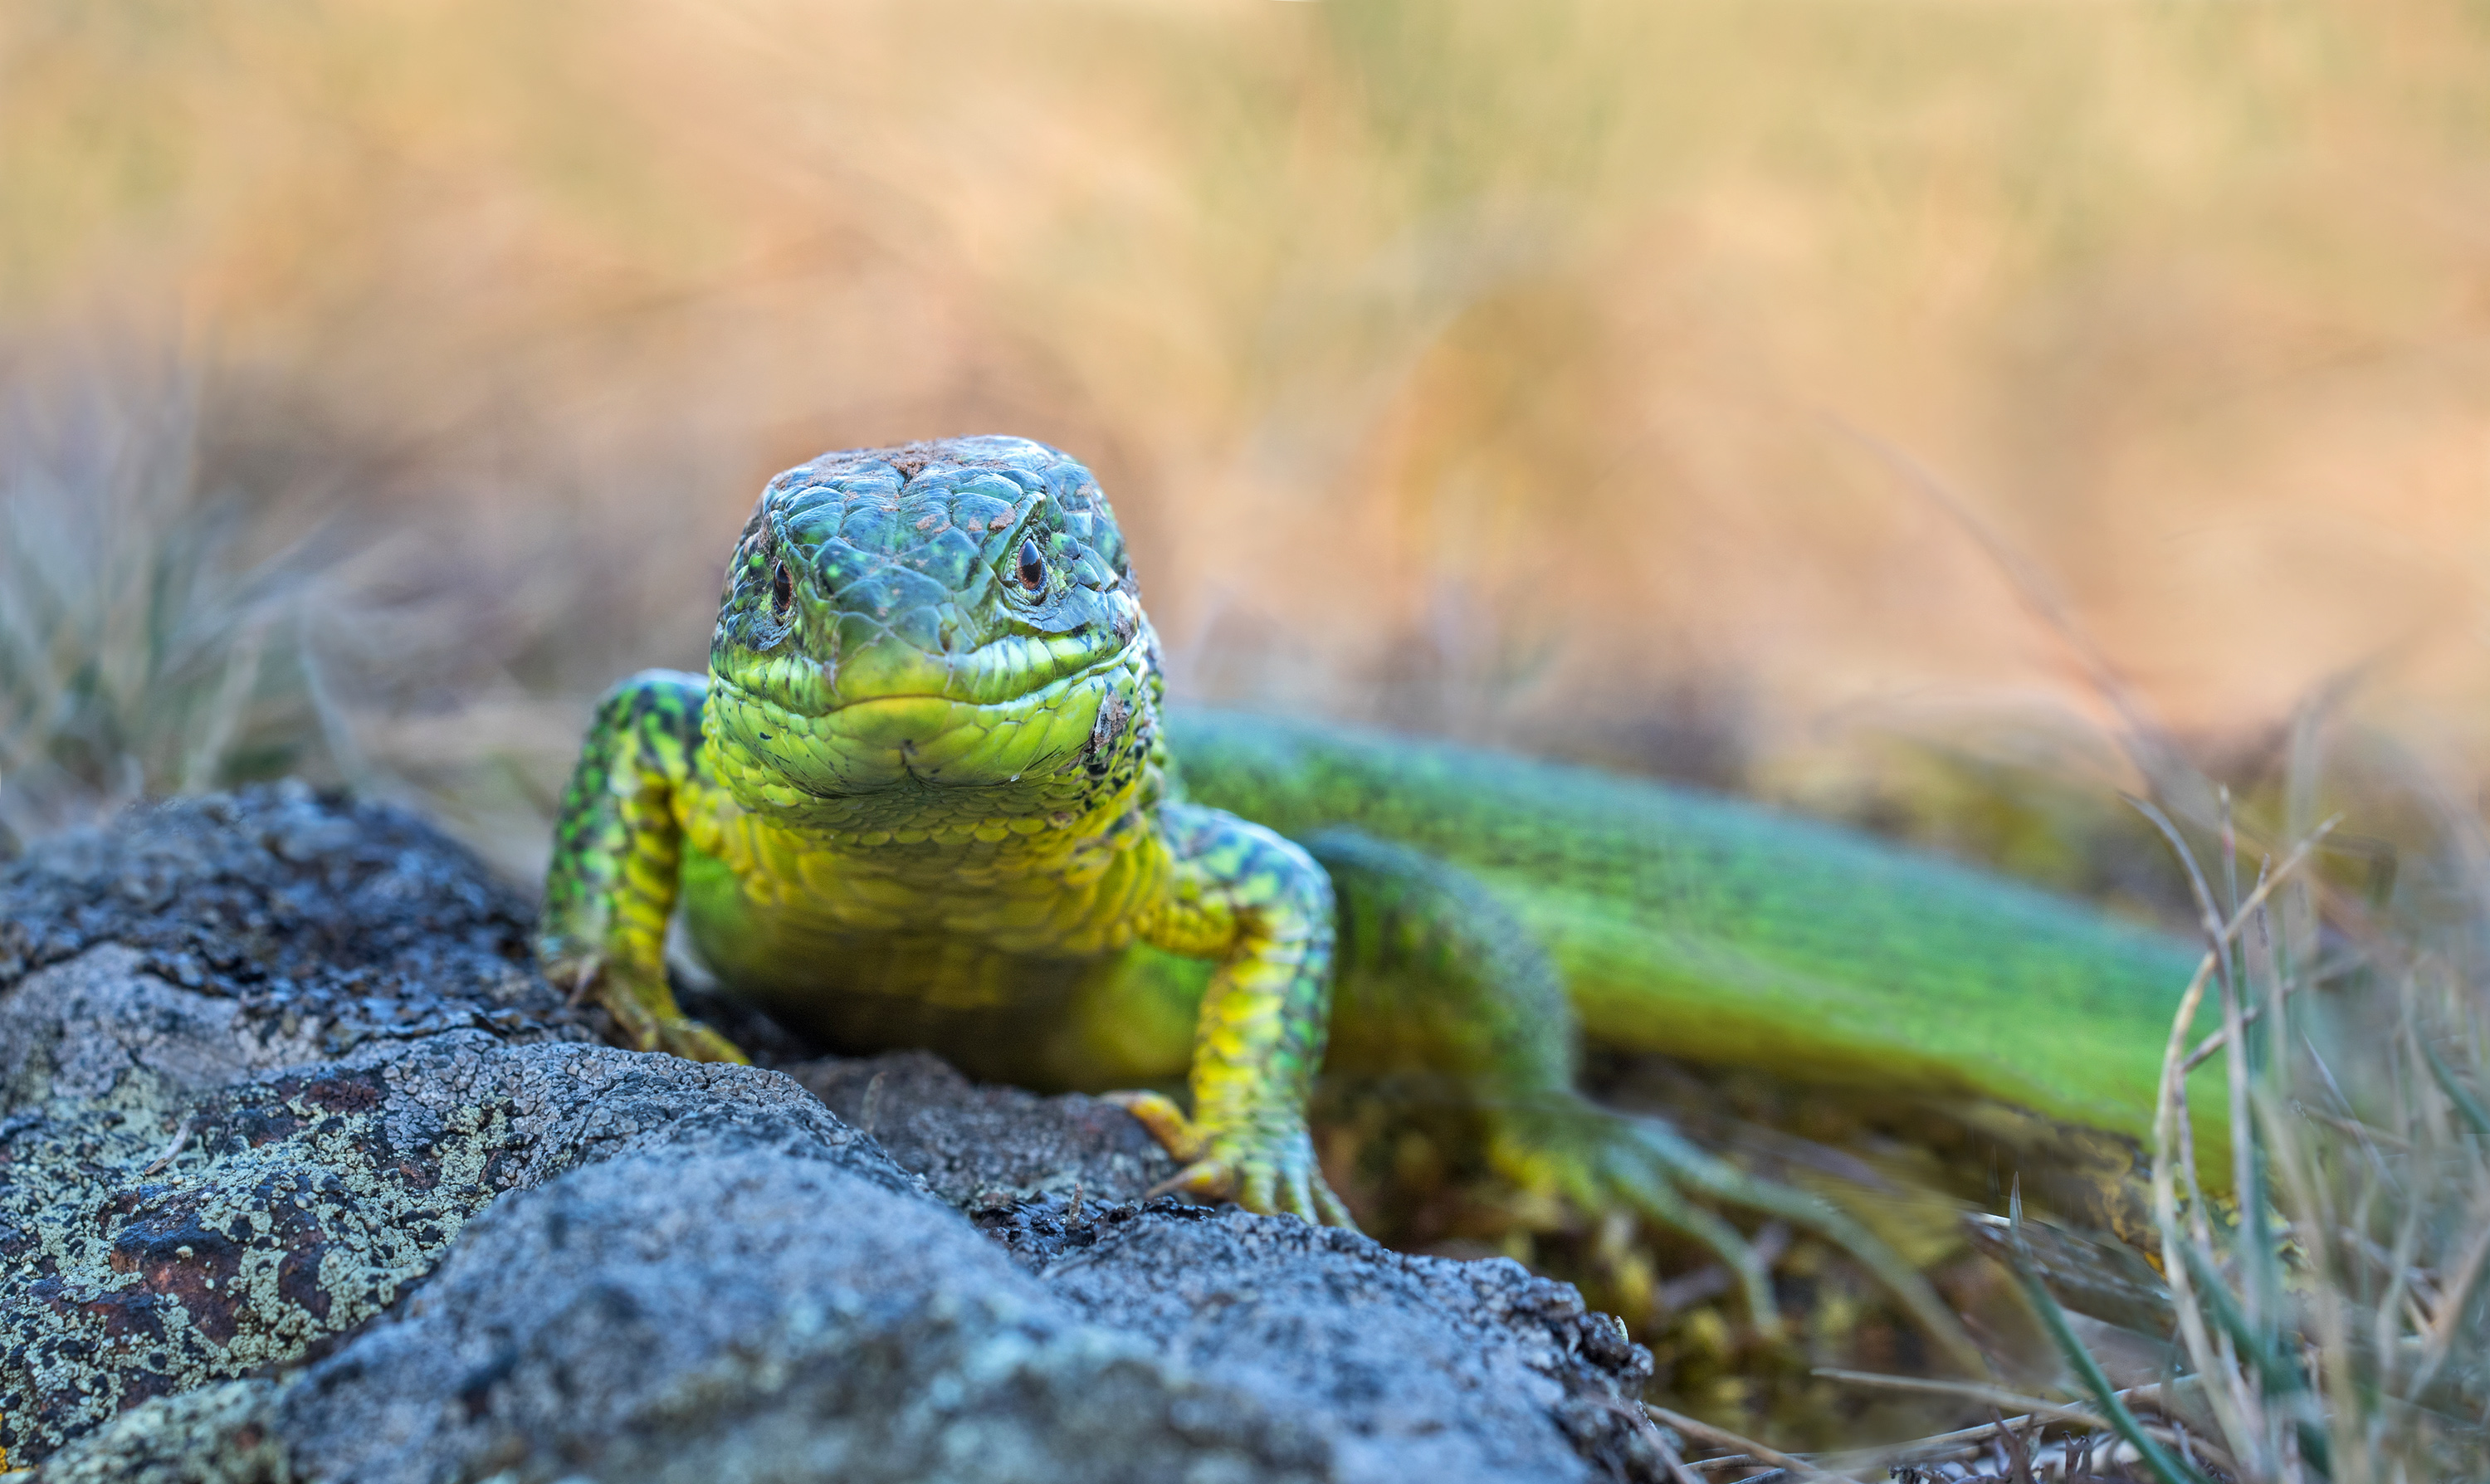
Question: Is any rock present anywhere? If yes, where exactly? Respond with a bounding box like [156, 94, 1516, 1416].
[788, 1049, 1177, 1206]
[2, 788, 1664, 1482]
[278, 1133, 1333, 1484]
[1026, 1206, 1660, 1482]
[0, 780, 585, 1060]
[0, 784, 595, 1462]
[9, 1379, 286, 1484]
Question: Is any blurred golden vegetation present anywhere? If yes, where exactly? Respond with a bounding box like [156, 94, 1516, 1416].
[10, 0, 2490, 875]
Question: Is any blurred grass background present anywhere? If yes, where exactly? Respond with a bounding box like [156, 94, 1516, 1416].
[9, 0, 2490, 883]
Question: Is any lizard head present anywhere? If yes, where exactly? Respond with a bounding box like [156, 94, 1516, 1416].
[702, 436, 1160, 825]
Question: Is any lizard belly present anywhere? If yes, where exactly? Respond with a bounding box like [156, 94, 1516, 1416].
[677, 842, 1199, 1089]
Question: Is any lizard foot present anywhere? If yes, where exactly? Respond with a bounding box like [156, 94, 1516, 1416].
[1492, 1096, 1982, 1370]
[1106, 1091, 1359, 1229]
[647, 1016, 750, 1064]
[550, 957, 750, 1066]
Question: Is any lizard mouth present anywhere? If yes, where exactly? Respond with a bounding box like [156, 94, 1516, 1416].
[703, 633, 1146, 802]
[712, 615, 1140, 727]
[717, 627, 1143, 721]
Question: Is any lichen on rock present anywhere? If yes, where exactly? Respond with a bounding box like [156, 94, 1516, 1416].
[0, 784, 605, 1462]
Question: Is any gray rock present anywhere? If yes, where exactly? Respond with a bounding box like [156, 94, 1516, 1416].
[4, 789, 1663, 1482]
[0, 781, 591, 1062]
[0, 958, 908, 1461]
[0, 944, 326, 1106]
[0, 785, 598, 1462]
[1035, 1208, 1659, 1483]
[7, 1378, 287, 1484]
[788, 1049, 1177, 1206]
[280, 1135, 1333, 1484]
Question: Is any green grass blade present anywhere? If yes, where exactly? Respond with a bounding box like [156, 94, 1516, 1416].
[2008, 1202, 2221, 1484]
[2422, 1034, 2490, 1146]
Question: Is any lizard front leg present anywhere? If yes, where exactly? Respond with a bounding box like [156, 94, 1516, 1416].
[539, 669, 745, 1064]
[1109, 802, 1355, 1228]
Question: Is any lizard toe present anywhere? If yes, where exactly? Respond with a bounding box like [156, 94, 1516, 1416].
[1598, 1141, 1784, 1337]
[1239, 1160, 1279, 1215]
[656, 1017, 750, 1065]
[1622, 1119, 1980, 1370]
[1277, 1165, 1319, 1223]
[1105, 1091, 1212, 1164]
[1148, 1156, 1238, 1203]
[1272, 1164, 1360, 1231]
[1314, 1179, 1360, 1230]
[596, 984, 666, 1052]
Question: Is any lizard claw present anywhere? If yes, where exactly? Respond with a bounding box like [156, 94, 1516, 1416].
[1107, 1091, 1359, 1229]
[563, 957, 750, 1065]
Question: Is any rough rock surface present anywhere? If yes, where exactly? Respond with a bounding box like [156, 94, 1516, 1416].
[0, 783, 603, 1457]
[2, 788, 1664, 1482]
[789, 1049, 1177, 1206]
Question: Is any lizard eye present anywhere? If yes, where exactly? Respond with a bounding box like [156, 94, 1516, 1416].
[1016, 538, 1045, 593]
[769, 559, 793, 618]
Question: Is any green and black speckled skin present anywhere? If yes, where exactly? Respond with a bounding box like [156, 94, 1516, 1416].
[543, 435, 2203, 1360]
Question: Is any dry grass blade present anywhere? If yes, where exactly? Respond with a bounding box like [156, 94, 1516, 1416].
[1809, 1368, 2139, 1428]
[2169, 819, 2341, 1072]
[1643, 1403, 1859, 1482]
[1816, 1411, 2073, 1471]
[137, 1115, 193, 1177]
[1807, 1373, 2215, 1477]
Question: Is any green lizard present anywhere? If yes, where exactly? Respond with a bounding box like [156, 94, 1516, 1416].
[540, 436, 2203, 1363]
